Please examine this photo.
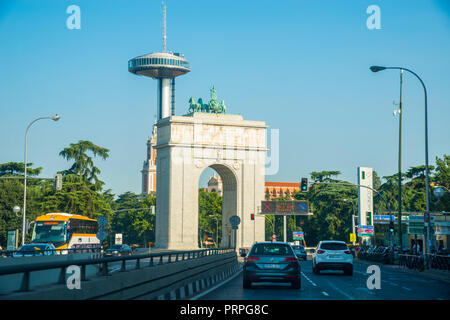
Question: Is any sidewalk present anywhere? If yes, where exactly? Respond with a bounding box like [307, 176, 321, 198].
[356, 258, 450, 284]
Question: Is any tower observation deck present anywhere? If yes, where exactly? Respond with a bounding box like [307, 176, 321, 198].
[128, 2, 190, 120]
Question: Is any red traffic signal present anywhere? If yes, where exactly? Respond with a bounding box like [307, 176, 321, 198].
[250, 213, 255, 220]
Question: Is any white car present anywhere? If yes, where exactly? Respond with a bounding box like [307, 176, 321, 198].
[312, 241, 353, 275]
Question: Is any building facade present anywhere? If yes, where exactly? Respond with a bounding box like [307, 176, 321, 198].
[141, 124, 157, 194]
[207, 173, 223, 196]
[142, 131, 299, 202]
[264, 181, 300, 200]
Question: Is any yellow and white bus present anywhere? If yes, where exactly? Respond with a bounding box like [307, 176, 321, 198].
[31, 213, 100, 252]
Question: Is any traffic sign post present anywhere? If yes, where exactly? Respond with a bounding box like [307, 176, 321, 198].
[357, 225, 374, 237]
[408, 215, 424, 235]
[229, 215, 241, 249]
[292, 231, 304, 241]
[97, 216, 108, 251]
[272, 234, 277, 242]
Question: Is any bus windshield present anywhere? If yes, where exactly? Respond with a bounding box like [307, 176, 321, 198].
[32, 221, 67, 244]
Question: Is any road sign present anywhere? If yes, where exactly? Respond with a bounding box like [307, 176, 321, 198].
[408, 215, 424, 234]
[433, 187, 445, 198]
[293, 231, 304, 240]
[97, 216, 108, 227]
[229, 215, 241, 229]
[350, 233, 356, 242]
[260, 200, 309, 215]
[115, 233, 122, 245]
[357, 225, 374, 237]
[272, 234, 277, 241]
[96, 230, 107, 241]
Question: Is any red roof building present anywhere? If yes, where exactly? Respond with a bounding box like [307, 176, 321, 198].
[265, 181, 300, 200]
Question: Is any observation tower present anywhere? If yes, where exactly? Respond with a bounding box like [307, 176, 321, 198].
[128, 1, 190, 120]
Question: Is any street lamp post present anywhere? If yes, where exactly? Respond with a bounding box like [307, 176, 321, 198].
[13, 206, 21, 217]
[22, 115, 60, 246]
[370, 65, 430, 254]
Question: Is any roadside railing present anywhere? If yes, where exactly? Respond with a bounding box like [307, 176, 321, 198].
[0, 247, 102, 258]
[0, 247, 234, 293]
[357, 247, 395, 264]
[367, 252, 450, 272]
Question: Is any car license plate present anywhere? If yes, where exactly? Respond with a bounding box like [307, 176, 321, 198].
[264, 264, 282, 269]
[329, 255, 340, 259]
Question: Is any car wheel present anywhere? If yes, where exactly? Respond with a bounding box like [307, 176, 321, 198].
[313, 265, 320, 274]
[291, 277, 301, 289]
[243, 278, 251, 289]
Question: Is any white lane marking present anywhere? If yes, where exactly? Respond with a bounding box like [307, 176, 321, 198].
[327, 281, 355, 300]
[301, 271, 317, 287]
[402, 286, 412, 291]
[190, 269, 243, 300]
[322, 291, 329, 296]
[382, 280, 399, 287]
[109, 266, 121, 274]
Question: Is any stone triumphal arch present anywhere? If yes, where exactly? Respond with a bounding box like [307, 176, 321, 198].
[154, 112, 268, 250]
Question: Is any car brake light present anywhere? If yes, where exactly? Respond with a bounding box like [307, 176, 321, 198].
[316, 250, 325, 254]
[344, 250, 351, 254]
[284, 257, 297, 261]
[246, 256, 259, 262]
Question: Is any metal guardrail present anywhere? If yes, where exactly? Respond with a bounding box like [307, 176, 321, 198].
[357, 247, 395, 264]
[398, 253, 450, 272]
[0, 248, 234, 293]
[0, 247, 102, 258]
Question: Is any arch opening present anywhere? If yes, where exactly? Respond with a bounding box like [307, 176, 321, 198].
[198, 164, 238, 248]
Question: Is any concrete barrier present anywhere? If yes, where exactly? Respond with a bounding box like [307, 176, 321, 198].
[0, 253, 101, 295]
[2, 251, 238, 300]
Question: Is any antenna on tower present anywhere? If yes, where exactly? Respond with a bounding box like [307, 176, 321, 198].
[162, 1, 167, 52]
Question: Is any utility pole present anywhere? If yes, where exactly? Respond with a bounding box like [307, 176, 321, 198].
[398, 69, 404, 250]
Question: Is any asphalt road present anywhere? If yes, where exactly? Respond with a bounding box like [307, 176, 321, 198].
[199, 259, 450, 300]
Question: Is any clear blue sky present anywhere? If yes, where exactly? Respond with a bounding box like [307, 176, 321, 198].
[0, 0, 449, 195]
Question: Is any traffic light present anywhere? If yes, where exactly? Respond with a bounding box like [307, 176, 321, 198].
[54, 173, 62, 191]
[250, 213, 255, 220]
[366, 212, 372, 225]
[389, 219, 394, 233]
[301, 178, 308, 192]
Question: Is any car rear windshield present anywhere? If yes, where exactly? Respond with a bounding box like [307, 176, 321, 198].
[20, 244, 48, 251]
[320, 243, 348, 250]
[250, 244, 294, 256]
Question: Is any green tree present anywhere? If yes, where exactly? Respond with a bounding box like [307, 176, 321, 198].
[310, 170, 341, 182]
[0, 162, 44, 246]
[198, 189, 222, 247]
[110, 192, 156, 247]
[0, 162, 42, 177]
[292, 171, 356, 246]
[38, 175, 112, 220]
[432, 155, 450, 211]
[59, 140, 110, 191]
